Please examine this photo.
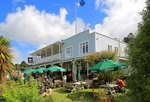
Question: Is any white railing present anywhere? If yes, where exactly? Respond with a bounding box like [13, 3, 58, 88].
[33, 53, 61, 64]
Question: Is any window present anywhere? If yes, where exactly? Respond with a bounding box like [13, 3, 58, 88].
[79, 41, 89, 55]
[66, 46, 72, 57]
[115, 47, 118, 54]
[41, 50, 46, 58]
[108, 45, 112, 52]
[47, 48, 51, 56]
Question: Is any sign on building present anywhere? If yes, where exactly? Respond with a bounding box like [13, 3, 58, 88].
[28, 57, 33, 63]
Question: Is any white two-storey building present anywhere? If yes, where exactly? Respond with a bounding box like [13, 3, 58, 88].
[30, 29, 127, 78]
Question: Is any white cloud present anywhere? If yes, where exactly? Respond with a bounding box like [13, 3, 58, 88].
[13, 0, 26, 4]
[0, 5, 85, 63]
[28, 50, 35, 56]
[94, 0, 146, 40]
[0, 5, 85, 45]
[11, 47, 25, 64]
[95, 0, 102, 9]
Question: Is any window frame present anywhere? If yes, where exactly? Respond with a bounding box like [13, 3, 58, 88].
[108, 45, 112, 52]
[65, 46, 73, 58]
[79, 41, 89, 55]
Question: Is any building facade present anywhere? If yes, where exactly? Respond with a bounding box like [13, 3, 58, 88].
[30, 30, 127, 79]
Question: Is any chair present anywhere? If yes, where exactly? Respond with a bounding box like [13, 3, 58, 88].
[83, 80, 93, 88]
[63, 83, 77, 93]
[53, 80, 62, 88]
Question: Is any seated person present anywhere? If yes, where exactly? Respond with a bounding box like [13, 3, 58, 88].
[115, 79, 125, 93]
[39, 85, 46, 94]
[41, 86, 52, 97]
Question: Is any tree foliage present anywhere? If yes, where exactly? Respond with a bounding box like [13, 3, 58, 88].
[85, 51, 117, 68]
[0, 36, 14, 85]
[126, 0, 150, 101]
[0, 80, 53, 102]
[123, 33, 135, 43]
[20, 61, 28, 70]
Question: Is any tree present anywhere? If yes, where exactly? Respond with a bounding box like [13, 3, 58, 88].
[85, 51, 117, 68]
[0, 36, 14, 85]
[126, 1, 150, 101]
[123, 33, 135, 43]
[123, 33, 135, 55]
[20, 61, 28, 70]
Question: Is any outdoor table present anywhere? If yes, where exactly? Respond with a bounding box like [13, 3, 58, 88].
[99, 84, 118, 94]
[73, 81, 87, 85]
[72, 81, 86, 90]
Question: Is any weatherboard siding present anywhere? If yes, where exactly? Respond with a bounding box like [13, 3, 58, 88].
[61, 30, 95, 60]
[30, 29, 127, 65]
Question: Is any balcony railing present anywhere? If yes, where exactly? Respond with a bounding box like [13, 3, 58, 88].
[33, 53, 61, 65]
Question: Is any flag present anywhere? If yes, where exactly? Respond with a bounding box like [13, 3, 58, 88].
[76, 0, 85, 6]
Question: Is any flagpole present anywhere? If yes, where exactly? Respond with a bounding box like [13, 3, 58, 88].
[74, 1, 77, 35]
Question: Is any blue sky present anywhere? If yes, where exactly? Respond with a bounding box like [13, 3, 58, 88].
[0, 0, 146, 64]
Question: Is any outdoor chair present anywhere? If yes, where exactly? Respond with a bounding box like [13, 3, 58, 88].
[53, 80, 62, 88]
[63, 83, 77, 93]
[115, 87, 126, 94]
[83, 80, 93, 88]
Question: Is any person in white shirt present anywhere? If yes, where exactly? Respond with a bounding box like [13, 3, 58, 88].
[63, 75, 67, 83]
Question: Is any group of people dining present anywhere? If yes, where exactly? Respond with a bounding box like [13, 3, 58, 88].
[38, 73, 54, 97]
[39, 84, 52, 97]
[23, 69, 126, 97]
[37, 72, 75, 97]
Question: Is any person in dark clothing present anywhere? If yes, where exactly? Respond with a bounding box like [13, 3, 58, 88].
[88, 74, 91, 80]
[89, 73, 94, 80]
[67, 73, 73, 82]
[66, 74, 69, 82]
[91, 73, 94, 80]
[52, 77, 56, 83]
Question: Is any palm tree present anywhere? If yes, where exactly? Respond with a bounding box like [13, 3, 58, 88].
[0, 36, 14, 85]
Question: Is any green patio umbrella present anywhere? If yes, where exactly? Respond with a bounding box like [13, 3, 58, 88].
[33, 67, 47, 73]
[23, 68, 34, 73]
[46, 66, 66, 72]
[89, 59, 128, 72]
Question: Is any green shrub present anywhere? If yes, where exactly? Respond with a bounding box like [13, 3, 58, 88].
[1, 80, 53, 102]
[97, 71, 124, 84]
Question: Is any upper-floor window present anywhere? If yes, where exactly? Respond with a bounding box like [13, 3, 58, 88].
[79, 41, 89, 55]
[108, 45, 112, 52]
[41, 50, 46, 58]
[66, 46, 73, 58]
[115, 47, 118, 54]
[47, 48, 51, 56]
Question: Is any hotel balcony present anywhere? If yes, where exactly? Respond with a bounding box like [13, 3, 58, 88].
[30, 41, 64, 65]
[32, 53, 61, 65]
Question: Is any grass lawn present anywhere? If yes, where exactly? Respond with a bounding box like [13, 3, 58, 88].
[51, 88, 131, 102]
[51, 88, 72, 102]
[113, 89, 131, 102]
[51, 88, 101, 102]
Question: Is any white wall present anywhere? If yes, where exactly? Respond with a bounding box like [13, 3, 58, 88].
[95, 32, 127, 57]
